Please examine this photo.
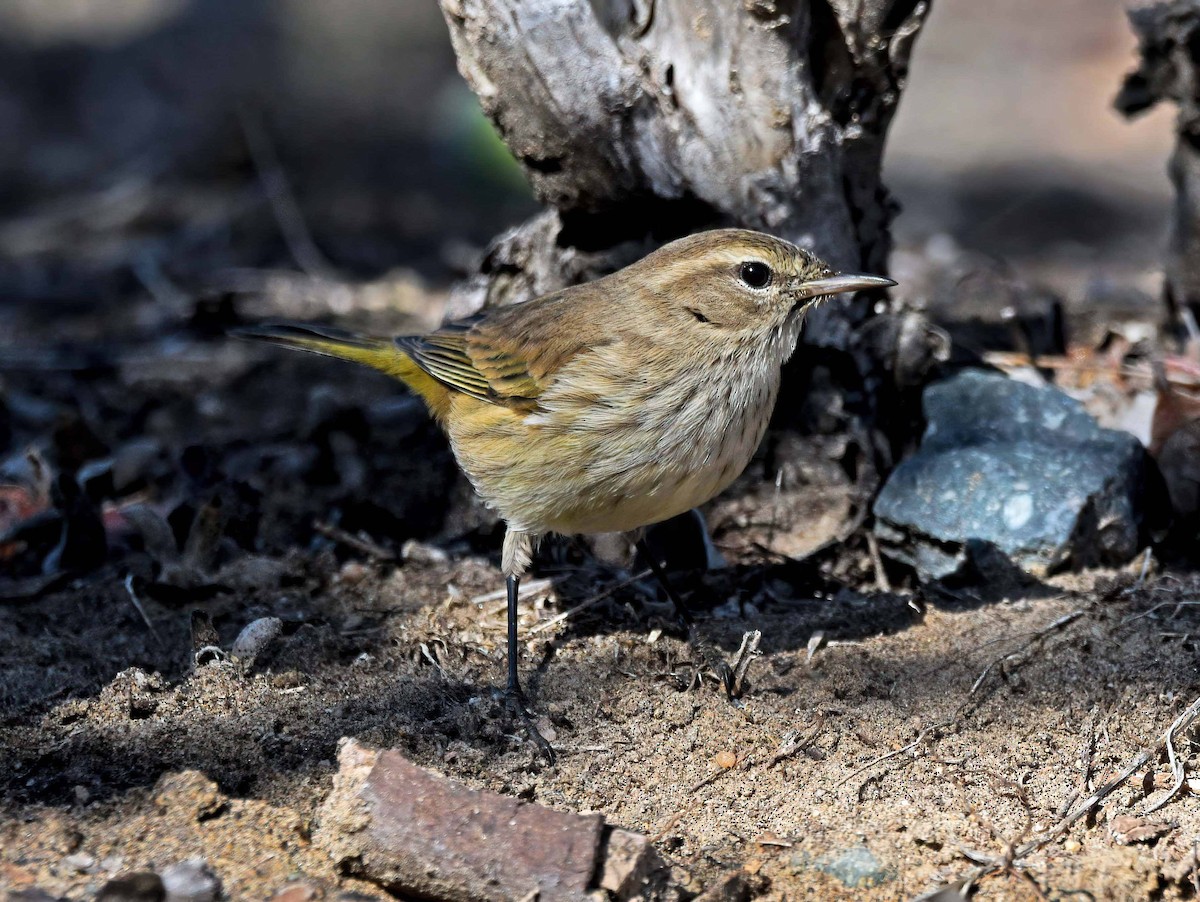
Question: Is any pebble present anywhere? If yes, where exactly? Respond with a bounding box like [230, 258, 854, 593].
[809, 845, 894, 888]
[337, 560, 369, 585]
[63, 852, 96, 872]
[401, 539, 449, 565]
[231, 616, 283, 662]
[160, 858, 221, 902]
[270, 884, 319, 902]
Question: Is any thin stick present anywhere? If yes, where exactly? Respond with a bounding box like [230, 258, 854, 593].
[833, 720, 951, 789]
[124, 573, 162, 644]
[769, 713, 826, 766]
[528, 570, 651, 635]
[969, 609, 1085, 697]
[1145, 696, 1200, 814]
[314, 520, 396, 562]
[471, 577, 555, 606]
[1134, 547, 1153, 589]
[865, 530, 892, 593]
[1013, 693, 1200, 857]
[1119, 599, 1200, 628]
[237, 105, 333, 279]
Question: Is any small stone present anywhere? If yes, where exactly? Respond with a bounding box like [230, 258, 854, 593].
[812, 845, 894, 888]
[160, 858, 221, 902]
[63, 852, 96, 872]
[315, 739, 653, 900]
[693, 871, 751, 901]
[337, 561, 368, 585]
[231, 616, 283, 663]
[1063, 839, 1082, 854]
[598, 828, 660, 897]
[270, 884, 319, 902]
[401, 539, 449, 565]
[154, 771, 227, 822]
[1110, 815, 1172, 845]
[73, 785, 90, 805]
[715, 751, 737, 769]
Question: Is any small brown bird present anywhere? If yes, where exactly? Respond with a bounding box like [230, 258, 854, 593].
[237, 229, 893, 758]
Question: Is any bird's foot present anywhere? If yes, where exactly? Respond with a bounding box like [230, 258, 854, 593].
[501, 686, 557, 764]
[681, 624, 735, 699]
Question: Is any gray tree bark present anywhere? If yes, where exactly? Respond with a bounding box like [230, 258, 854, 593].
[439, 0, 929, 347]
[1117, 0, 1200, 318]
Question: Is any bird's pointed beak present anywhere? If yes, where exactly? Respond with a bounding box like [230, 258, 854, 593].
[795, 273, 896, 304]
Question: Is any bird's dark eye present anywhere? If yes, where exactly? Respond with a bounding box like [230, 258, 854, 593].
[739, 261, 772, 289]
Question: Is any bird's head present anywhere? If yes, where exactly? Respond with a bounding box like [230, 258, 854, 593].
[631, 229, 894, 346]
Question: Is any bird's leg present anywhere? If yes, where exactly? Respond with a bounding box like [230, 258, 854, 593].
[502, 573, 556, 762]
[636, 537, 734, 697]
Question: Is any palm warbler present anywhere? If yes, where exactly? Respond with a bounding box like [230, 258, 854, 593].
[236, 228, 893, 758]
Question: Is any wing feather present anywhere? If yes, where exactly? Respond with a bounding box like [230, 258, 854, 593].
[393, 283, 615, 409]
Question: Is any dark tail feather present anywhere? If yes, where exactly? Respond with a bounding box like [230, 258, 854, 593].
[231, 321, 384, 353]
[231, 320, 450, 416]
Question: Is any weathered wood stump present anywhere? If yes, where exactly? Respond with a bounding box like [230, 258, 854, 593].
[439, 0, 930, 350]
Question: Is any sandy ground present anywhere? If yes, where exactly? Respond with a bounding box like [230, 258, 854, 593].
[5, 539, 1200, 899]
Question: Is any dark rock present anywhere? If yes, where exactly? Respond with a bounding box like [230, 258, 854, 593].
[874, 369, 1148, 579]
[693, 871, 753, 902]
[96, 872, 165, 902]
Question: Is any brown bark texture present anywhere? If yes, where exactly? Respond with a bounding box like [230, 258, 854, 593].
[1117, 0, 1200, 314]
[439, 0, 929, 347]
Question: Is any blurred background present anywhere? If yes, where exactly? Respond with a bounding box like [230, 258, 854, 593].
[0, 0, 1174, 326]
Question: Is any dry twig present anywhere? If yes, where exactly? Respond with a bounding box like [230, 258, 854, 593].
[769, 713, 826, 766]
[729, 630, 761, 697]
[313, 520, 396, 562]
[527, 571, 649, 636]
[999, 693, 1200, 860]
[237, 105, 333, 279]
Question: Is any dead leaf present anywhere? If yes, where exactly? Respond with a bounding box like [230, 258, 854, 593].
[1109, 814, 1172, 845]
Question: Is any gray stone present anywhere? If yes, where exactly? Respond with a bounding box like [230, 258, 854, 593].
[813, 845, 894, 888]
[874, 369, 1147, 579]
[160, 859, 220, 902]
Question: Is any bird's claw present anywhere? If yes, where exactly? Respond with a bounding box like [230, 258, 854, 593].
[691, 628, 734, 695]
[503, 687, 557, 764]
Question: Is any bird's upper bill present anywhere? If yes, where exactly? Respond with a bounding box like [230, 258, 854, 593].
[794, 273, 896, 304]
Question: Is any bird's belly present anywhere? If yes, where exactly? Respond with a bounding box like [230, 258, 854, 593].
[544, 457, 744, 535]
[451, 362, 778, 537]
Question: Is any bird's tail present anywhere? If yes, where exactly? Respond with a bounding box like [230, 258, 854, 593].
[232, 321, 451, 418]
